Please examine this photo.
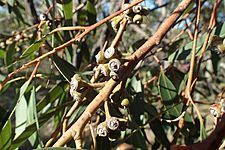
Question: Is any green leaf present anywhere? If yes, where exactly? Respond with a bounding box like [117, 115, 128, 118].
[200, 122, 207, 141]
[127, 76, 145, 125]
[144, 104, 170, 149]
[28, 87, 43, 148]
[10, 121, 37, 150]
[126, 130, 148, 150]
[15, 96, 27, 139]
[0, 119, 11, 150]
[27, 87, 37, 124]
[52, 55, 77, 82]
[19, 36, 47, 60]
[0, 106, 7, 129]
[68, 101, 88, 125]
[86, 0, 96, 25]
[0, 49, 5, 59]
[10, 106, 66, 149]
[158, 71, 182, 119]
[158, 71, 178, 103]
[77, 10, 87, 26]
[62, 0, 73, 21]
[37, 81, 69, 112]
[77, 41, 90, 68]
[5, 42, 16, 71]
[18, 80, 31, 101]
[183, 2, 194, 15]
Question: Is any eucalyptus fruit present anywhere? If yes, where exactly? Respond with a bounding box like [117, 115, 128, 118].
[209, 103, 221, 118]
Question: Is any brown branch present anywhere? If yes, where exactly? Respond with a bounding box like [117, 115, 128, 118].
[185, 0, 202, 121]
[53, 0, 193, 147]
[195, 0, 218, 79]
[110, 18, 128, 48]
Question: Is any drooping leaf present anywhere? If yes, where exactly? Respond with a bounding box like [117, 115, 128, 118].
[0, 106, 7, 128]
[144, 104, 170, 149]
[183, 2, 194, 15]
[0, 49, 5, 58]
[76, 41, 90, 69]
[86, 0, 97, 25]
[10, 5, 25, 24]
[126, 130, 148, 150]
[127, 76, 145, 125]
[158, 71, 178, 103]
[37, 81, 69, 112]
[52, 55, 77, 82]
[77, 10, 87, 26]
[0, 119, 11, 150]
[62, 0, 73, 21]
[27, 87, 43, 148]
[200, 122, 207, 141]
[158, 71, 182, 118]
[18, 80, 31, 101]
[10, 105, 67, 149]
[15, 96, 27, 139]
[5, 42, 16, 71]
[129, 39, 147, 53]
[68, 101, 88, 125]
[19, 36, 47, 60]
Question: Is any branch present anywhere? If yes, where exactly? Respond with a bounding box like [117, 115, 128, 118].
[53, 0, 193, 147]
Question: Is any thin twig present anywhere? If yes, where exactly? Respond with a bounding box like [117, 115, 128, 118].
[195, 0, 218, 80]
[184, 0, 205, 141]
[110, 18, 128, 48]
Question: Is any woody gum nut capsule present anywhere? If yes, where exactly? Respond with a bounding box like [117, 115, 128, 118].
[104, 47, 116, 59]
[133, 14, 143, 24]
[132, 5, 143, 13]
[111, 16, 123, 31]
[108, 59, 121, 72]
[39, 13, 47, 21]
[97, 122, 108, 137]
[121, 98, 129, 107]
[99, 64, 110, 76]
[107, 117, 119, 131]
[110, 71, 119, 80]
[209, 104, 221, 118]
[70, 74, 81, 91]
[95, 50, 106, 64]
